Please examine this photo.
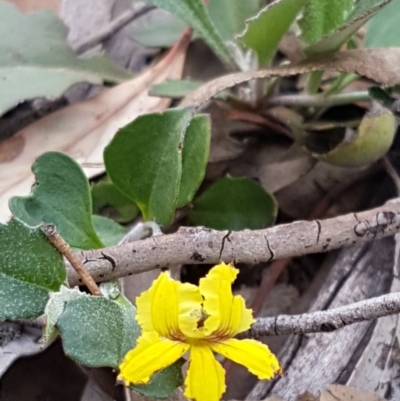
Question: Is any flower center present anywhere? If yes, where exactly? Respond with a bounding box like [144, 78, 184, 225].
[190, 308, 210, 329]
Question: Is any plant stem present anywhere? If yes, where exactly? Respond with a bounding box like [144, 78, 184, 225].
[305, 70, 324, 94]
[41, 224, 101, 296]
[267, 90, 370, 108]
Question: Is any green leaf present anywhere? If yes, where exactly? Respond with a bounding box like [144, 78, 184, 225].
[365, 0, 400, 47]
[177, 114, 211, 208]
[189, 176, 277, 230]
[314, 107, 397, 167]
[131, 359, 185, 399]
[239, 0, 307, 65]
[44, 286, 89, 344]
[141, 0, 232, 64]
[9, 151, 103, 250]
[57, 293, 139, 368]
[0, 2, 131, 117]
[0, 219, 66, 321]
[57, 285, 183, 398]
[304, 0, 393, 56]
[298, 0, 355, 45]
[150, 79, 203, 99]
[92, 181, 139, 224]
[130, 13, 187, 48]
[92, 215, 128, 247]
[104, 109, 210, 225]
[207, 0, 261, 41]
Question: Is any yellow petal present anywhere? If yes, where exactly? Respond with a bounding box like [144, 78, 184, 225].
[136, 272, 181, 339]
[209, 338, 280, 380]
[200, 263, 254, 337]
[118, 331, 189, 385]
[184, 343, 226, 401]
[177, 282, 208, 339]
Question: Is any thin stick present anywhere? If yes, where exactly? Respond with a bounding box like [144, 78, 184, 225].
[41, 224, 101, 296]
[73, 5, 155, 55]
[245, 291, 400, 337]
[266, 91, 370, 108]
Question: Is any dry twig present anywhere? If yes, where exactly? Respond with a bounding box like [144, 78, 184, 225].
[73, 5, 155, 54]
[247, 291, 400, 337]
[67, 197, 400, 285]
[42, 224, 101, 295]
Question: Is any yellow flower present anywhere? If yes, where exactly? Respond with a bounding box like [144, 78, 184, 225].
[118, 262, 280, 401]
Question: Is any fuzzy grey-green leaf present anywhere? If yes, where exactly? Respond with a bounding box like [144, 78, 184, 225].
[0, 219, 66, 321]
[57, 295, 138, 368]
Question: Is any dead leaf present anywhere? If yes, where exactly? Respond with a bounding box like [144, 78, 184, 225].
[4, 0, 60, 13]
[181, 48, 400, 108]
[0, 31, 190, 223]
[320, 384, 386, 401]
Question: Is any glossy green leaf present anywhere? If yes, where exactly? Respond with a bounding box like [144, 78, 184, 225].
[239, 0, 307, 65]
[0, 2, 130, 117]
[104, 108, 198, 225]
[0, 219, 66, 321]
[92, 215, 128, 247]
[299, 0, 354, 45]
[177, 114, 211, 208]
[92, 181, 139, 224]
[141, 0, 232, 64]
[189, 176, 277, 230]
[304, 0, 393, 56]
[57, 293, 139, 368]
[10, 152, 103, 250]
[150, 79, 203, 99]
[365, 0, 400, 47]
[208, 0, 261, 41]
[131, 359, 184, 399]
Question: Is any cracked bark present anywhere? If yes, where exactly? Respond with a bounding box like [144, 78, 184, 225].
[67, 197, 400, 286]
[247, 237, 395, 401]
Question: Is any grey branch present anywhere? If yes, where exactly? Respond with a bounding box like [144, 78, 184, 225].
[247, 291, 400, 337]
[68, 197, 400, 286]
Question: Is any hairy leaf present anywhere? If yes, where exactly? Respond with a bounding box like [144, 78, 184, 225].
[239, 0, 307, 65]
[304, 0, 393, 55]
[0, 219, 66, 321]
[141, 0, 232, 63]
[299, 0, 354, 45]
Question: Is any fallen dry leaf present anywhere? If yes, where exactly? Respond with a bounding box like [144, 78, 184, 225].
[181, 48, 400, 108]
[0, 31, 190, 223]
